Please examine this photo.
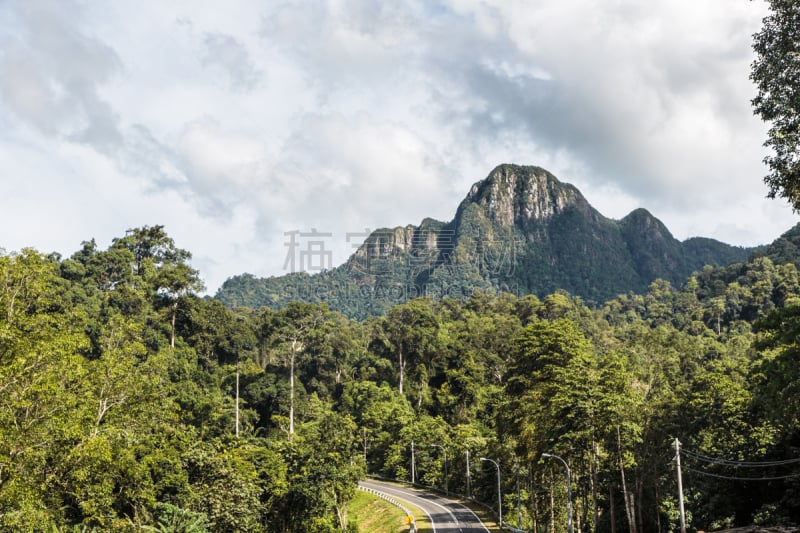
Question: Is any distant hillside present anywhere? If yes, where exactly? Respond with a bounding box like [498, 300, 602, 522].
[216, 164, 755, 318]
[756, 222, 800, 264]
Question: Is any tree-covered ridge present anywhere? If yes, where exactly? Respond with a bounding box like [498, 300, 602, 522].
[2, 224, 800, 530]
[216, 164, 752, 318]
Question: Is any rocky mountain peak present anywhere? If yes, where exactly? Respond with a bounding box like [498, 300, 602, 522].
[621, 208, 674, 240]
[463, 164, 587, 227]
[351, 218, 445, 262]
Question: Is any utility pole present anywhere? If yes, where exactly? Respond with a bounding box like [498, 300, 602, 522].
[673, 438, 686, 533]
[411, 441, 416, 485]
[465, 450, 472, 499]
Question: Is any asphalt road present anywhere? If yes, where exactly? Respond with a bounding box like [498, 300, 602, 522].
[359, 479, 491, 532]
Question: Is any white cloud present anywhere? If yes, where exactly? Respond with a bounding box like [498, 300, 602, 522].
[0, 1, 122, 147]
[201, 32, 262, 90]
[0, 0, 796, 294]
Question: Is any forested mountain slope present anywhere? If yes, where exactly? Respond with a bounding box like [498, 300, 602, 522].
[216, 164, 752, 317]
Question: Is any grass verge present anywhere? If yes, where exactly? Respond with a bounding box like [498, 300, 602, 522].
[347, 490, 417, 533]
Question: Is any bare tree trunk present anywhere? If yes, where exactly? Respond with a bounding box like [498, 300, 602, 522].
[334, 490, 348, 531]
[655, 484, 662, 533]
[624, 486, 636, 533]
[235, 362, 240, 438]
[578, 453, 587, 533]
[617, 426, 637, 533]
[398, 344, 405, 394]
[170, 301, 178, 348]
[289, 340, 296, 438]
[591, 440, 600, 530]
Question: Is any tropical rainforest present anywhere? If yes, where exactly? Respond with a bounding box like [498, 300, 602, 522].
[3, 0, 799, 530]
[3, 222, 800, 532]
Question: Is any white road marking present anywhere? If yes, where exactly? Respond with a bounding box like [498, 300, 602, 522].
[361, 480, 490, 532]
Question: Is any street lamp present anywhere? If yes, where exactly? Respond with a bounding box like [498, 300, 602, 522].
[431, 444, 449, 496]
[542, 453, 573, 533]
[480, 457, 502, 526]
[465, 450, 471, 499]
[410, 441, 416, 484]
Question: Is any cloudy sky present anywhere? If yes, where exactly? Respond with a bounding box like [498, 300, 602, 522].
[0, 0, 796, 293]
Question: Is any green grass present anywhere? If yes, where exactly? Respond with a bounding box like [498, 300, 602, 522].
[347, 490, 412, 533]
[347, 489, 437, 533]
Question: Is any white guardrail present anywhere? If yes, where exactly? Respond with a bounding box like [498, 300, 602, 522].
[358, 485, 417, 533]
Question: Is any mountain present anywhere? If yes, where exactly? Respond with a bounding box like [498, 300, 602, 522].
[216, 164, 754, 318]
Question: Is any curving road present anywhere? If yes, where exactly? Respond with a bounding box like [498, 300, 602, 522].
[359, 479, 491, 532]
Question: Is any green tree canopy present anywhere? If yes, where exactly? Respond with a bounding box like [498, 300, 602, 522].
[752, 0, 800, 209]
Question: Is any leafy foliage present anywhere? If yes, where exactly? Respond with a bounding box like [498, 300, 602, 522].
[3, 222, 800, 531]
[752, 0, 800, 209]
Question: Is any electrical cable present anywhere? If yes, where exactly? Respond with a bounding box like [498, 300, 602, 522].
[681, 448, 800, 467]
[683, 466, 800, 481]
[680, 447, 800, 481]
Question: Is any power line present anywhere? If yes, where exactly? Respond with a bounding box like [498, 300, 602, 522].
[682, 448, 800, 468]
[680, 446, 800, 481]
[683, 466, 800, 482]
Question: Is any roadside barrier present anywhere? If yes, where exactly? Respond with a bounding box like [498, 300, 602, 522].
[358, 485, 417, 532]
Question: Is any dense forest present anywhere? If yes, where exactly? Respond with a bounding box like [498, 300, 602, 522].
[3, 224, 800, 531]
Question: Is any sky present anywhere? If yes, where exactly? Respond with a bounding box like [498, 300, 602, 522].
[1, 0, 797, 294]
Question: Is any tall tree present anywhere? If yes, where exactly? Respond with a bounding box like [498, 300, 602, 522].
[111, 226, 204, 347]
[158, 261, 205, 348]
[262, 302, 329, 438]
[751, 0, 800, 208]
[378, 299, 438, 396]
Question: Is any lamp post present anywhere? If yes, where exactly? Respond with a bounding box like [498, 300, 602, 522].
[411, 441, 416, 484]
[432, 444, 449, 496]
[673, 438, 686, 533]
[465, 450, 471, 499]
[542, 453, 573, 533]
[515, 459, 522, 529]
[480, 457, 502, 526]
